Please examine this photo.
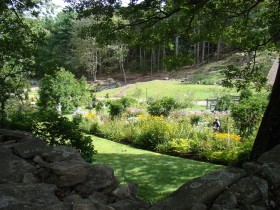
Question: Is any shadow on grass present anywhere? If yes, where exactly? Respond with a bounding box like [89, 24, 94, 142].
[94, 152, 222, 202]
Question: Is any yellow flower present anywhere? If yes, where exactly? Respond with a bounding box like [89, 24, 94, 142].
[86, 113, 96, 119]
[214, 133, 241, 141]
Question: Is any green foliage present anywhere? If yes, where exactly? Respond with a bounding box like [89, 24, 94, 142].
[98, 119, 129, 142]
[231, 94, 268, 137]
[164, 54, 193, 71]
[7, 107, 35, 132]
[119, 97, 137, 108]
[215, 95, 233, 111]
[33, 111, 96, 162]
[38, 69, 90, 112]
[72, 114, 84, 126]
[0, 10, 45, 125]
[156, 138, 192, 156]
[108, 97, 137, 119]
[240, 88, 253, 101]
[108, 100, 125, 119]
[222, 64, 268, 92]
[147, 97, 177, 117]
[36, 12, 77, 76]
[190, 115, 202, 126]
[133, 116, 174, 151]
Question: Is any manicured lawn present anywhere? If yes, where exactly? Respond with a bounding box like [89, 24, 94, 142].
[90, 135, 223, 202]
[95, 80, 238, 102]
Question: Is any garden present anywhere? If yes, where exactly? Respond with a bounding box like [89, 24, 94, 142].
[75, 88, 268, 166]
[2, 65, 270, 201]
[6, 68, 269, 166]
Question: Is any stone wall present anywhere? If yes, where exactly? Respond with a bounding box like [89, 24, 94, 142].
[1, 129, 279, 210]
[0, 129, 150, 210]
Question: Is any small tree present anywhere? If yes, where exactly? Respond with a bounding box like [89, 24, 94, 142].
[231, 95, 268, 138]
[38, 69, 90, 112]
[215, 95, 233, 111]
[148, 97, 177, 117]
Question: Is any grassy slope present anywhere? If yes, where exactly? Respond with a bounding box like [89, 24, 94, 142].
[94, 51, 276, 103]
[91, 135, 223, 202]
[95, 81, 238, 101]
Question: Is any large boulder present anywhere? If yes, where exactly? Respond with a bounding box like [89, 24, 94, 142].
[13, 138, 51, 159]
[74, 164, 119, 196]
[150, 167, 246, 210]
[41, 145, 83, 163]
[0, 146, 35, 183]
[257, 144, 280, 164]
[212, 176, 268, 209]
[0, 183, 60, 209]
[45, 160, 88, 187]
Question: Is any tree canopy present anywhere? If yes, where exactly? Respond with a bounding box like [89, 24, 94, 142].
[0, 0, 47, 125]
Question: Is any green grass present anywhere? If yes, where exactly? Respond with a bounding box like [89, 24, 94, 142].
[95, 80, 238, 101]
[90, 135, 223, 202]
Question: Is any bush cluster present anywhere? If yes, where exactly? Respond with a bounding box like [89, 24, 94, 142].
[8, 109, 96, 162]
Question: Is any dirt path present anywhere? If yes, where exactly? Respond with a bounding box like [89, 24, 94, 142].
[267, 58, 279, 85]
[114, 84, 132, 98]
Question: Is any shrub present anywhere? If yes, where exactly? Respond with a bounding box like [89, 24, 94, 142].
[108, 100, 125, 119]
[231, 95, 268, 137]
[38, 69, 90, 112]
[32, 111, 96, 162]
[212, 133, 241, 150]
[215, 95, 233, 111]
[190, 115, 202, 126]
[156, 138, 191, 156]
[8, 106, 35, 132]
[98, 119, 129, 142]
[119, 97, 137, 108]
[72, 114, 83, 126]
[108, 97, 137, 119]
[240, 88, 253, 101]
[133, 115, 175, 150]
[147, 97, 177, 117]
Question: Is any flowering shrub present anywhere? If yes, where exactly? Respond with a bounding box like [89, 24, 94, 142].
[156, 138, 192, 156]
[212, 132, 241, 150]
[86, 113, 96, 119]
[147, 97, 177, 117]
[132, 115, 177, 150]
[214, 133, 241, 142]
[125, 107, 146, 117]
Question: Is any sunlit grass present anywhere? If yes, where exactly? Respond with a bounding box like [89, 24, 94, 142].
[90, 135, 223, 202]
[95, 80, 238, 102]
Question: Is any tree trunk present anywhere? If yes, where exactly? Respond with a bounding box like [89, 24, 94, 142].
[217, 37, 222, 61]
[193, 43, 196, 66]
[93, 51, 98, 82]
[175, 36, 179, 56]
[202, 41, 205, 64]
[150, 48, 154, 75]
[163, 45, 166, 71]
[157, 46, 160, 72]
[250, 60, 280, 160]
[120, 61, 126, 84]
[196, 42, 200, 66]
[140, 47, 142, 71]
[207, 42, 210, 63]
